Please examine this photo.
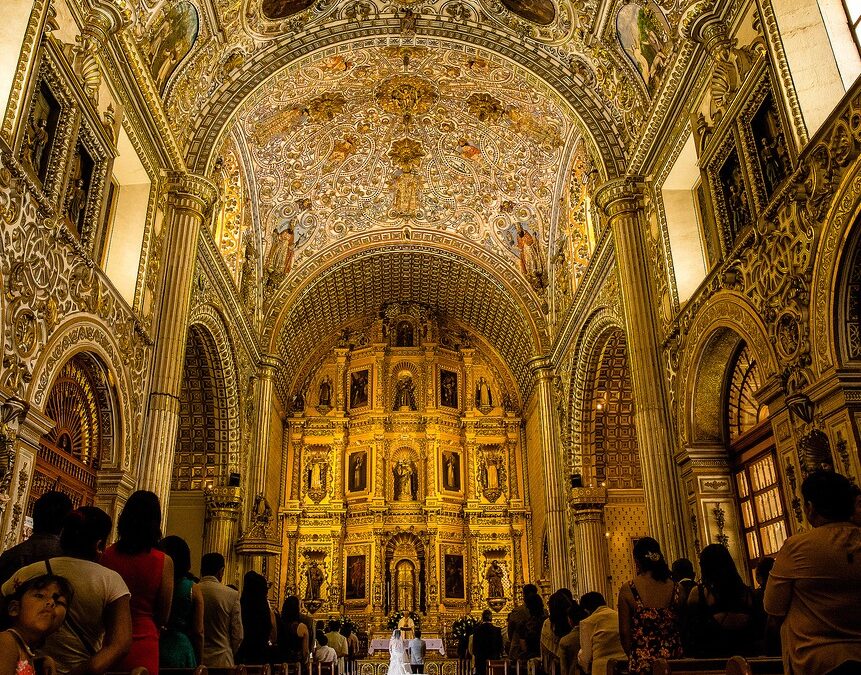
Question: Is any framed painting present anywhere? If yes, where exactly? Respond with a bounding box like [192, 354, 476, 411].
[347, 451, 368, 493]
[345, 554, 367, 600]
[148, 1, 200, 92]
[440, 369, 458, 409]
[443, 553, 465, 599]
[349, 369, 370, 409]
[441, 451, 461, 492]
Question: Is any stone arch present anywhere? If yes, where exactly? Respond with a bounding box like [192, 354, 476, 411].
[175, 304, 240, 488]
[28, 315, 134, 472]
[677, 292, 776, 448]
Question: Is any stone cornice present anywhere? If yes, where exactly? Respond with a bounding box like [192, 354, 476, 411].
[163, 171, 218, 215]
[595, 176, 647, 219]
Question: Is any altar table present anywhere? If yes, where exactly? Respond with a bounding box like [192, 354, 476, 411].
[367, 638, 447, 656]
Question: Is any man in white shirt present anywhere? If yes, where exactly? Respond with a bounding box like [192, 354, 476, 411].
[326, 619, 350, 673]
[199, 552, 243, 666]
[578, 592, 625, 675]
[408, 629, 427, 674]
[315, 631, 339, 665]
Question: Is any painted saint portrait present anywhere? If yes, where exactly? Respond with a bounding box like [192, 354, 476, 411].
[500, 0, 555, 25]
[348, 452, 367, 492]
[444, 554, 465, 599]
[442, 451, 461, 492]
[718, 148, 751, 244]
[350, 369, 369, 408]
[147, 1, 199, 93]
[616, 1, 671, 95]
[262, 0, 316, 19]
[346, 555, 366, 600]
[24, 83, 61, 183]
[751, 94, 791, 199]
[440, 370, 458, 409]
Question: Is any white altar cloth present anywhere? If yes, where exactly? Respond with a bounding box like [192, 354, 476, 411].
[367, 638, 446, 656]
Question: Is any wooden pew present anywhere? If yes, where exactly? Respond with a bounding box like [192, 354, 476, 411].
[724, 657, 784, 674]
[651, 658, 727, 674]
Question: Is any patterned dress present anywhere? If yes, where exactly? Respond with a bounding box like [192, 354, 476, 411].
[628, 581, 683, 673]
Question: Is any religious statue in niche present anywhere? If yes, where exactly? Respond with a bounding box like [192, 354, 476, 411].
[24, 115, 49, 179]
[65, 143, 93, 236]
[440, 370, 458, 408]
[485, 560, 505, 598]
[317, 376, 333, 410]
[291, 390, 305, 414]
[304, 561, 325, 601]
[394, 374, 417, 411]
[718, 150, 751, 244]
[475, 377, 493, 411]
[345, 555, 366, 600]
[238, 240, 257, 315]
[479, 454, 506, 503]
[350, 370, 369, 408]
[444, 554, 465, 599]
[517, 223, 547, 290]
[24, 84, 60, 183]
[442, 451, 461, 492]
[393, 459, 418, 501]
[395, 321, 414, 347]
[752, 95, 791, 198]
[348, 452, 367, 492]
[266, 221, 295, 279]
[305, 459, 328, 502]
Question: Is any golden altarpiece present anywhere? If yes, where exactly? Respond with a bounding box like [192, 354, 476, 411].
[280, 302, 530, 631]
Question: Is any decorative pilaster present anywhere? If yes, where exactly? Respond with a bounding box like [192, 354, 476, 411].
[73, 0, 130, 108]
[0, 395, 30, 544]
[204, 486, 242, 583]
[529, 358, 570, 589]
[596, 177, 686, 560]
[138, 172, 218, 505]
[569, 487, 611, 599]
[246, 355, 281, 505]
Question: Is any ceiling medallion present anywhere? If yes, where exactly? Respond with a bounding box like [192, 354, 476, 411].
[375, 75, 438, 118]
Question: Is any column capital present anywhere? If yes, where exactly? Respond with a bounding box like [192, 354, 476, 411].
[258, 354, 283, 374]
[83, 0, 132, 43]
[595, 176, 647, 220]
[527, 355, 555, 379]
[680, 1, 730, 55]
[204, 486, 242, 513]
[164, 171, 219, 215]
[568, 486, 608, 510]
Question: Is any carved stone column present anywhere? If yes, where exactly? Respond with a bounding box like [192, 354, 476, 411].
[596, 177, 686, 560]
[529, 358, 571, 589]
[569, 487, 611, 599]
[138, 173, 218, 505]
[0, 396, 31, 544]
[247, 355, 281, 507]
[204, 486, 242, 583]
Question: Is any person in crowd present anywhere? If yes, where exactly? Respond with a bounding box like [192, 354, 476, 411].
[557, 601, 586, 675]
[685, 543, 756, 657]
[515, 590, 545, 664]
[237, 570, 277, 664]
[101, 490, 173, 674]
[408, 627, 426, 674]
[618, 537, 683, 674]
[0, 574, 72, 675]
[326, 618, 349, 673]
[671, 558, 696, 604]
[199, 552, 243, 666]
[2, 506, 132, 674]
[315, 631, 338, 664]
[507, 584, 539, 661]
[577, 592, 625, 675]
[765, 470, 861, 674]
[751, 557, 779, 656]
[472, 609, 503, 675]
[158, 535, 204, 667]
[341, 619, 359, 664]
[0, 491, 72, 585]
[851, 483, 861, 527]
[278, 595, 310, 672]
[542, 589, 573, 674]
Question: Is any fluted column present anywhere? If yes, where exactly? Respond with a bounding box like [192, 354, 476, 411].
[569, 487, 611, 599]
[596, 177, 686, 560]
[247, 355, 281, 505]
[529, 359, 570, 589]
[138, 172, 218, 504]
[204, 486, 242, 583]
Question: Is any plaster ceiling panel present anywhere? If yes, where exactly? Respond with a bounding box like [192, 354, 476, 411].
[275, 248, 538, 396]
[235, 45, 575, 290]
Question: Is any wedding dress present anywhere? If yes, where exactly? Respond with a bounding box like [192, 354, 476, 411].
[388, 629, 406, 675]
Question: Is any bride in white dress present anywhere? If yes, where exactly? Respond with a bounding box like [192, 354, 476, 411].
[388, 629, 406, 675]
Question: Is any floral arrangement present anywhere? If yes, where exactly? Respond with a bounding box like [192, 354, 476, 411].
[338, 615, 361, 637]
[451, 615, 478, 641]
[387, 610, 421, 630]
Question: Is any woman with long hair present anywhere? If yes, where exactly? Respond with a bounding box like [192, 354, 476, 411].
[685, 543, 756, 657]
[158, 535, 204, 666]
[101, 490, 173, 673]
[618, 537, 683, 673]
[278, 595, 309, 672]
[237, 570, 277, 664]
[541, 589, 572, 674]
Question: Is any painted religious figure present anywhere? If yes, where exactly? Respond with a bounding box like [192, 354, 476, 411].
[25, 115, 49, 178]
[396, 321, 414, 347]
[516, 224, 546, 290]
[440, 370, 458, 408]
[394, 375, 417, 410]
[394, 459, 417, 501]
[262, 0, 316, 19]
[318, 376, 332, 408]
[346, 555, 366, 600]
[350, 370, 369, 408]
[499, 0, 555, 25]
[475, 377, 493, 409]
[486, 561, 505, 598]
[306, 459, 328, 502]
[444, 554, 465, 599]
[25, 85, 59, 183]
[442, 452, 460, 492]
[266, 222, 295, 277]
[392, 169, 421, 216]
[348, 452, 367, 492]
[719, 149, 751, 243]
[147, 1, 199, 92]
[616, 1, 671, 95]
[752, 95, 791, 198]
[305, 561, 325, 601]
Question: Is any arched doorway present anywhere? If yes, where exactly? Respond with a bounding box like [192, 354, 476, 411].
[384, 532, 425, 615]
[30, 353, 117, 519]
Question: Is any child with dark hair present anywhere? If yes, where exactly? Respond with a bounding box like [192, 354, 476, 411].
[618, 537, 683, 673]
[0, 574, 71, 675]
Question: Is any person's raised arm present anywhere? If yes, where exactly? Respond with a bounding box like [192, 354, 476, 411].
[190, 582, 205, 662]
[156, 554, 174, 629]
[71, 595, 132, 675]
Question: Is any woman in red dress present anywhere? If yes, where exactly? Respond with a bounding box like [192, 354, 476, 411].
[101, 490, 174, 673]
